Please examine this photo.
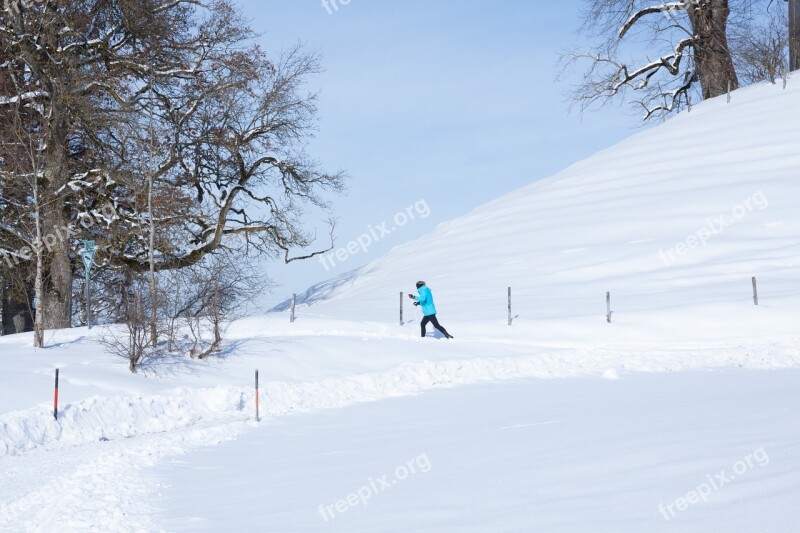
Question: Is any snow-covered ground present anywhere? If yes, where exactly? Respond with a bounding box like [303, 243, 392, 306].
[1, 79, 799, 531]
[153, 370, 800, 532]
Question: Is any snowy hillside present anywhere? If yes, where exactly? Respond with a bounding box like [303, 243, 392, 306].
[284, 79, 800, 345]
[2, 79, 800, 532]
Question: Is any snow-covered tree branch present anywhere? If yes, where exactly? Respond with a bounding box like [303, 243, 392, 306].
[562, 0, 778, 120]
[0, 0, 344, 337]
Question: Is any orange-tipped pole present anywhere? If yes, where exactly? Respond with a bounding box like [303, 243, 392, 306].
[53, 368, 59, 421]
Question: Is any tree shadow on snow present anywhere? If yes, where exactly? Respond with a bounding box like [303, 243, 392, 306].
[268, 265, 375, 311]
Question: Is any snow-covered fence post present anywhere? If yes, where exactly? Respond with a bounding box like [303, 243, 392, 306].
[752, 277, 759, 306]
[399, 292, 404, 326]
[727, 80, 731, 103]
[606, 292, 612, 323]
[53, 368, 59, 421]
[783, 63, 788, 90]
[255, 369, 259, 422]
[507, 287, 512, 326]
[290, 293, 296, 323]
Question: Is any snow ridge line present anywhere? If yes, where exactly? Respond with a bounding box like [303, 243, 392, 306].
[0, 386, 250, 458]
[2, 345, 799, 457]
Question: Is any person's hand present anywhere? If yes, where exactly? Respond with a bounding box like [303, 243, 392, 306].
[408, 293, 415, 299]
[413, 301, 420, 307]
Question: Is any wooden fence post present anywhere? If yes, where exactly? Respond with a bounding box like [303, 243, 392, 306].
[784, 66, 788, 89]
[606, 292, 612, 323]
[290, 293, 296, 323]
[400, 292, 404, 325]
[507, 286, 512, 326]
[752, 276, 759, 306]
[255, 369, 259, 422]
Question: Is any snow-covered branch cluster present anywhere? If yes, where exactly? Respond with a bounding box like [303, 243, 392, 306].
[566, 0, 745, 121]
[0, 0, 344, 337]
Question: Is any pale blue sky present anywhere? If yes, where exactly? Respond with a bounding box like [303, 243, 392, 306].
[236, 0, 644, 307]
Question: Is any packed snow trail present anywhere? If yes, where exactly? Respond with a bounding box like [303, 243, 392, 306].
[0, 418, 246, 531]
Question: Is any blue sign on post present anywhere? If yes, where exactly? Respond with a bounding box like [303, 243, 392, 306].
[81, 240, 95, 273]
[82, 241, 95, 329]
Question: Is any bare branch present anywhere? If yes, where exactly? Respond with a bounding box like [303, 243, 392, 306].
[619, 2, 690, 38]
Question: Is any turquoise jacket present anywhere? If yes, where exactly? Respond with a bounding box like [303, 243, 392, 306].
[413, 286, 437, 316]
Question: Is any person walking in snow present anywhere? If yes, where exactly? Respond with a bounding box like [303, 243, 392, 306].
[409, 281, 453, 339]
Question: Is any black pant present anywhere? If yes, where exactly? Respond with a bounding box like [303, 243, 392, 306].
[421, 314, 451, 338]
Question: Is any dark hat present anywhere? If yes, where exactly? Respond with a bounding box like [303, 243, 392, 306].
[416, 281, 426, 289]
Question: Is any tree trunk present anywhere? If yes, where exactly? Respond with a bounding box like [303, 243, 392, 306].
[147, 79, 159, 347]
[689, 0, 739, 99]
[148, 176, 158, 346]
[2, 283, 33, 335]
[40, 140, 73, 330]
[791, 0, 800, 72]
[33, 182, 45, 347]
[34, 244, 45, 347]
[41, 244, 73, 330]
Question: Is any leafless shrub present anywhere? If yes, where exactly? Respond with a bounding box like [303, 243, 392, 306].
[162, 254, 268, 359]
[97, 277, 157, 373]
[731, 8, 789, 84]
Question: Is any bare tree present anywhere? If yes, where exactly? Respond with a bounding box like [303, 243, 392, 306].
[1, 1, 343, 338]
[107, 43, 343, 275]
[731, 7, 789, 84]
[146, 68, 159, 347]
[0, 65, 59, 346]
[791, 0, 800, 71]
[564, 0, 762, 120]
[160, 253, 267, 359]
[98, 276, 154, 373]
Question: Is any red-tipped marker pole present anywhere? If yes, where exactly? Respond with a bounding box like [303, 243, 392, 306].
[54, 368, 59, 421]
[255, 369, 259, 422]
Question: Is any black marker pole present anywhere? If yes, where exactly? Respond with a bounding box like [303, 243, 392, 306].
[255, 369, 259, 422]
